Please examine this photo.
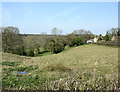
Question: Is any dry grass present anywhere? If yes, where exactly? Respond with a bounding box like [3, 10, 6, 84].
[46, 63, 71, 72]
[2, 44, 118, 90]
[2, 44, 118, 77]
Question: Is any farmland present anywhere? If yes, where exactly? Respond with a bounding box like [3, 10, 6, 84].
[2, 44, 118, 90]
[1, 2, 119, 91]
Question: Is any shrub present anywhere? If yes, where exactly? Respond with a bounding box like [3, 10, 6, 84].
[25, 49, 35, 57]
[54, 43, 64, 53]
[28, 50, 34, 57]
[48, 39, 64, 54]
[67, 37, 82, 47]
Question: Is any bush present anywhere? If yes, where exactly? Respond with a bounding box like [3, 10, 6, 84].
[25, 49, 34, 57]
[74, 37, 82, 46]
[48, 42, 64, 54]
[54, 43, 64, 53]
[67, 37, 82, 47]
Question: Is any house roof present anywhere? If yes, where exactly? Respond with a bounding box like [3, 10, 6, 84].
[112, 36, 120, 41]
[90, 39, 94, 41]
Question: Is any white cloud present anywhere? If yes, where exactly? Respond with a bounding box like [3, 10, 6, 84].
[45, 7, 78, 22]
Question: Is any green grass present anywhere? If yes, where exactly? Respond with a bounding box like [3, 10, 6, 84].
[62, 46, 74, 53]
[36, 52, 51, 56]
[2, 61, 21, 67]
[2, 44, 118, 90]
[62, 44, 88, 53]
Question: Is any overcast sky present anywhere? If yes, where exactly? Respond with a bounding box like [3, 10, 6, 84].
[2, 2, 118, 35]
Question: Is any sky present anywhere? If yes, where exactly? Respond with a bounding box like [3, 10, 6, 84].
[2, 2, 118, 35]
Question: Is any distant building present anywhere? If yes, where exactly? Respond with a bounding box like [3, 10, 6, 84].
[87, 36, 98, 43]
[87, 40, 92, 43]
[111, 36, 116, 41]
[111, 36, 120, 42]
[87, 39, 94, 43]
[94, 37, 98, 43]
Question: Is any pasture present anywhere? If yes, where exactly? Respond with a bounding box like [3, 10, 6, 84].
[2, 44, 118, 90]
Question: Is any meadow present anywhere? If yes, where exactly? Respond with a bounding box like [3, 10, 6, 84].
[2, 44, 118, 90]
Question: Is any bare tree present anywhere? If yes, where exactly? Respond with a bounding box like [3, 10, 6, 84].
[59, 29, 62, 35]
[51, 28, 57, 35]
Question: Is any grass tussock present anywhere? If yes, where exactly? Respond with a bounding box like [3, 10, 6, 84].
[46, 63, 71, 72]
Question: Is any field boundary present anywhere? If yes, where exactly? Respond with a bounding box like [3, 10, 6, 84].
[92, 42, 120, 47]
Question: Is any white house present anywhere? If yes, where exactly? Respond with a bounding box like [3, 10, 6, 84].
[87, 40, 93, 43]
[111, 36, 120, 42]
[94, 37, 98, 43]
[111, 36, 115, 41]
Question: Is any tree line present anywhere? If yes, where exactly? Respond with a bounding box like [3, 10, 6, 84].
[104, 28, 120, 41]
[1, 26, 119, 56]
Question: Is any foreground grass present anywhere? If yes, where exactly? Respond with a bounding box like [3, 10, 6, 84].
[2, 44, 118, 90]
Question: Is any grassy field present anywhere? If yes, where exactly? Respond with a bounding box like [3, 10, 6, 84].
[2, 44, 118, 90]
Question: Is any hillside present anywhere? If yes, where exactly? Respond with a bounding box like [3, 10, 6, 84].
[2, 44, 118, 90]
